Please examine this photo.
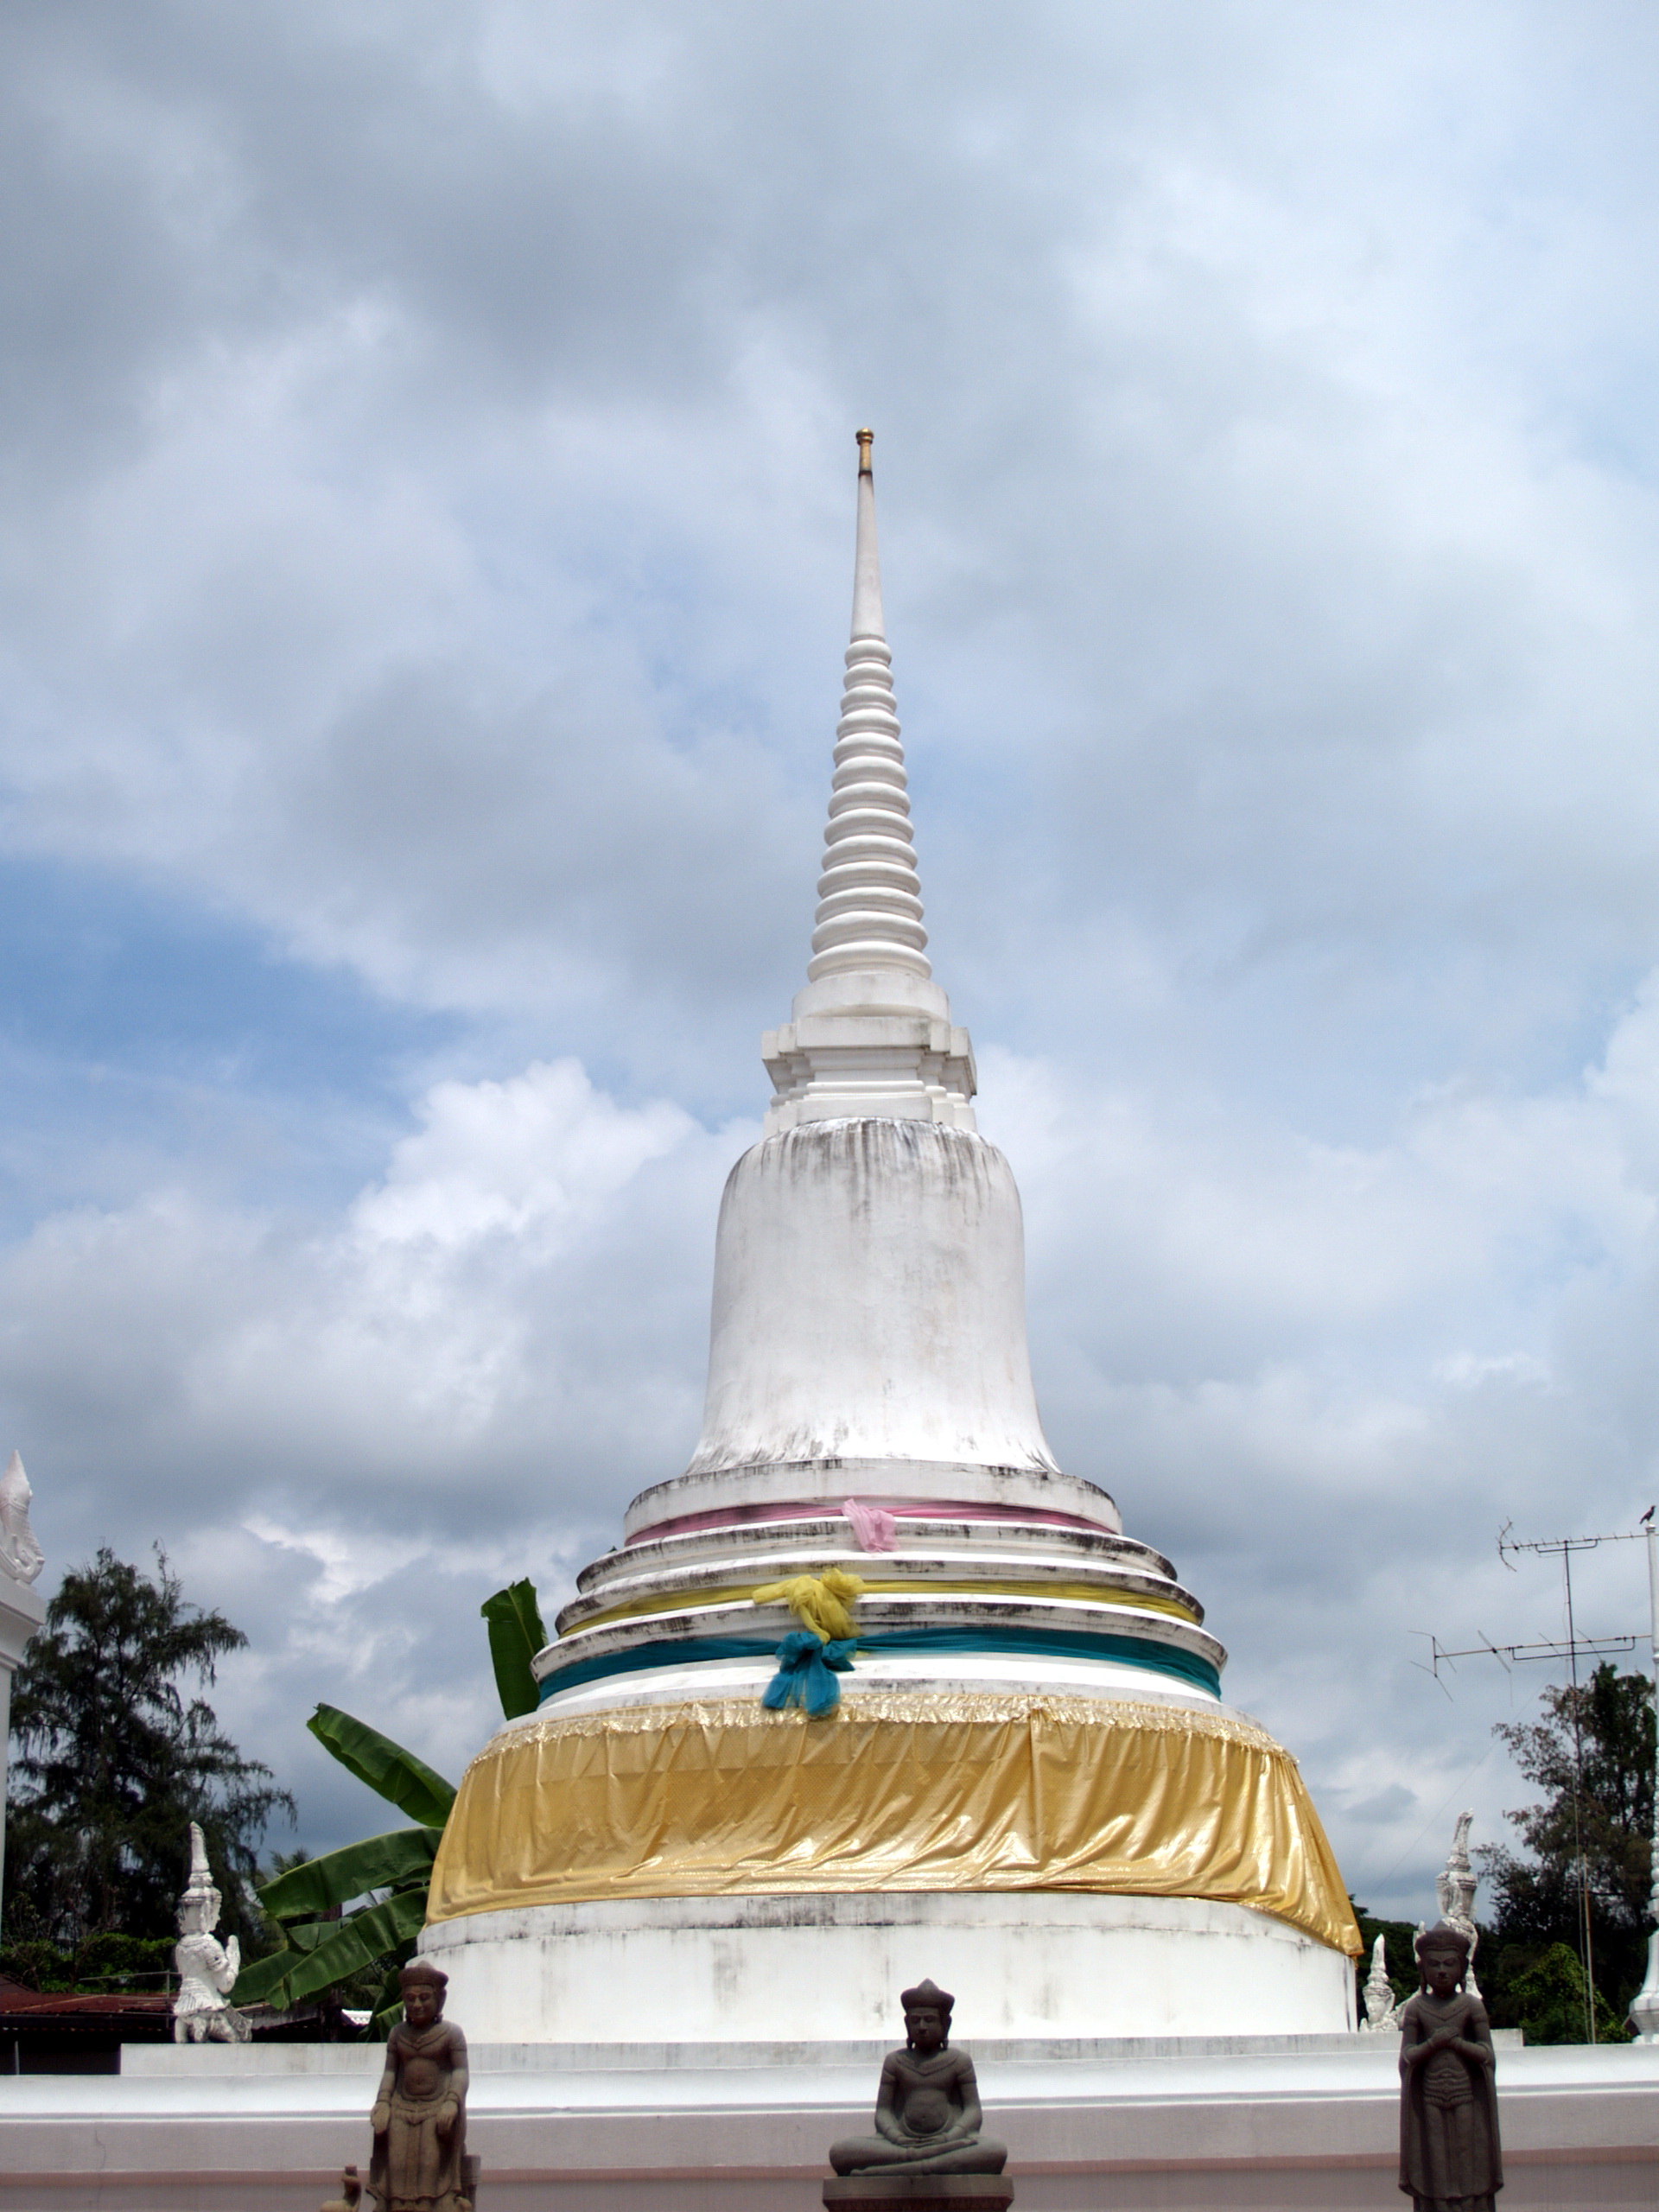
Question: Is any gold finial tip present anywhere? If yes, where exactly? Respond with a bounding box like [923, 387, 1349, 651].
[855, 428, 874, 472]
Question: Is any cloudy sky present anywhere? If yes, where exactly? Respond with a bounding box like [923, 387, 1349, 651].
[6, 0, 1659, 1918]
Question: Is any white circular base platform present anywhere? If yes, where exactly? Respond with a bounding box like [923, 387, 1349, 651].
[420, 1891, 1356, 2044]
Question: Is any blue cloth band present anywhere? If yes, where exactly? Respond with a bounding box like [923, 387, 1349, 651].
[537, 1624, 1221, 1704]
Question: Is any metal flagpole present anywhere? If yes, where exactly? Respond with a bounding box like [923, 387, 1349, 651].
[1629, 1516, 1659, 2042]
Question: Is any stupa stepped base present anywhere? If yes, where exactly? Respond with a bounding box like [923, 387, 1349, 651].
[419, 1892, 1356, 2044]
[0, 2037, 1655, 2210]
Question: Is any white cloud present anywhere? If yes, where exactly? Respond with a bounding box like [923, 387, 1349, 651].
[353, 1058, 691, 1250]
[966, 973, 1659, 1898]
[6, 2, 1659, 1908]
[0, 1055, 743, 1839]
[6, 971, 1659, 1895]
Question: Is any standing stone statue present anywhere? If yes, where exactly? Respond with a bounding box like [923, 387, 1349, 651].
[828, 1980, 1008, 2184]
[1398, 1923, 1502, 2211]
[170, 1822, 249, 2044]
[365, 1960, 476, 2212]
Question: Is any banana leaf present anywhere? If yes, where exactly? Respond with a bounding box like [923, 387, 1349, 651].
[279, 1918, 334, 1953]
[307, 1705, 456, 1829]
[258, 1827, 442, 1923]
[231, 1911, 383, 2006]
[274, 1888, 431, 2009]
[369, 1949, 417, 2041]
[230, 1944, 308, 2006]
[480, 1579, 548, 1719]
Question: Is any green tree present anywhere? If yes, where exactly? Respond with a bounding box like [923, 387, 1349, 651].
[4, 1548, 294, 1950]
[1478, 1662, 1654, 2037]
[1497, 1941, 1626, 2046]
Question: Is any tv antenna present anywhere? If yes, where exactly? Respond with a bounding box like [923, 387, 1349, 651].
[1423, 1521, 1659, 2046]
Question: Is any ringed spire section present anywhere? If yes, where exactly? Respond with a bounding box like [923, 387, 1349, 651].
[809, 429, 930, 985]
[764, 430, 975, 1131]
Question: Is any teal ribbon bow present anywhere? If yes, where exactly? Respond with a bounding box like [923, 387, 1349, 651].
[762, 1630, 857, 1718]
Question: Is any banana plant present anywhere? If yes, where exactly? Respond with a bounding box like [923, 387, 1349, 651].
[234, 1580, 545, 2031]
[480, 1578, 547, 1719]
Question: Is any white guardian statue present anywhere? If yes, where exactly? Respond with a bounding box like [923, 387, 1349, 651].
[171, 1822, 250, 2044]
[1433, 1810, 1482, 1999]
[0, 1449, 46, 1926]
[0, 1451, 44, 1586]
[1359, 1933, 1405, 2032]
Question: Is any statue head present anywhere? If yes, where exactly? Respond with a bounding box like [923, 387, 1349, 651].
[176, 1821, 221, 1938]
[1415, 1922, 1471, 1997]
[399, 1958, 448, 2029]
[901, 1977, 953, 2054]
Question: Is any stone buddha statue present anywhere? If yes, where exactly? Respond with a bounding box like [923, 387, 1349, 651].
[365, 1961, 474, 2212]
[829, 1980, 1008, 2177]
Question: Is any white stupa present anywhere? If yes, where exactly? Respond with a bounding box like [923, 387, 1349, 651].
[423, 433, 1360, 2044]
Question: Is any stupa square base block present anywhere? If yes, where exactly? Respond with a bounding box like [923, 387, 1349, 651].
[419, 1891, 1356, 2044]
[823, 2178, 1013, 2212]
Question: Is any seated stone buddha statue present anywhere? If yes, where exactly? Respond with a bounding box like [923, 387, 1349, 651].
[829, 1980, 1008, 2177]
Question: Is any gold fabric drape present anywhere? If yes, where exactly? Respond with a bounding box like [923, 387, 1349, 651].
[428, 1692, 1360, 1956]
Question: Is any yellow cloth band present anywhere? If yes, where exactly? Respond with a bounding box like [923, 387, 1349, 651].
[571, 1578, 1200, 1633]
[427, 1691, 1361, 1957]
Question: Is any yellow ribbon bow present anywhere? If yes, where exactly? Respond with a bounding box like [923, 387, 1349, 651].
[750, 1569, 865, 1643]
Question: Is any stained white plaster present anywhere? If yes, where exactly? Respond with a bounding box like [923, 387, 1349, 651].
[419, 1891, 1356, 2045]
[682, 1119, 1061, 1485]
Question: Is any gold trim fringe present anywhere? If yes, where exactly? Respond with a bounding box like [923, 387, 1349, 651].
[427, 1690, 1360, 1955]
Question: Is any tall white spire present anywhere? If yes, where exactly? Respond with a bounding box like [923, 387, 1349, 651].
[849, 429, 886, 643]
[809, 429, 928, 982]
[762, 432, 976, 1130]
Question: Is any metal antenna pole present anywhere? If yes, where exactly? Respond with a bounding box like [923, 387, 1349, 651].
[1630, 1520, 1659, 2043]
[1566, 1550, 1595, 2038]
[1648, 1520, 1659, 1928]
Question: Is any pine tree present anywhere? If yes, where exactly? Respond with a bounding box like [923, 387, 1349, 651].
[4, 1548, 293, 1949]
